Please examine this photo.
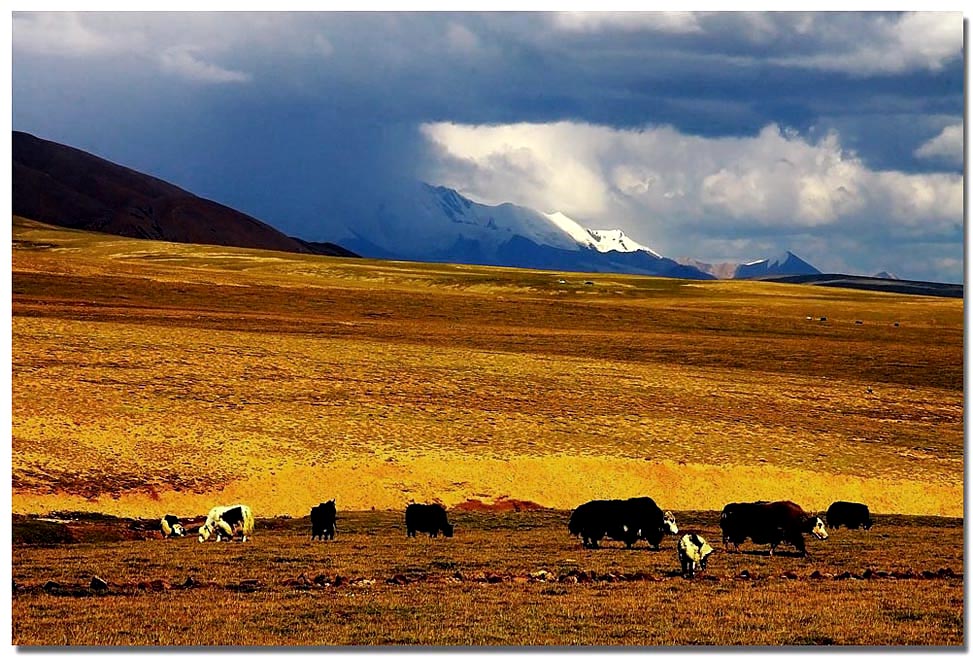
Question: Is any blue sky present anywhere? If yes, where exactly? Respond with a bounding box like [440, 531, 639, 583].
[11, 11, 965, 281]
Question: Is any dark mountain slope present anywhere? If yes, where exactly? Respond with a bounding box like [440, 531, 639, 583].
[12, 131, 356, 259]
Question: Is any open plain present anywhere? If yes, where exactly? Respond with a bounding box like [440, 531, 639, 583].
[10, 217, 964, 645]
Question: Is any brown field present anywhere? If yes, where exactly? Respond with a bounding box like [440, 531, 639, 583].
[11, 512, 963, 646]
[10, 217, 964, 645]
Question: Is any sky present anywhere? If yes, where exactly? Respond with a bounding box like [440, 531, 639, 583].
[10, 11, 966, 282]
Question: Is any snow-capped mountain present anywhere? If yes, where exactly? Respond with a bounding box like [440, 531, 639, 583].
[873, 271, 900, 280]
[734, 251, 821, 278]
[339, 183, 711, 279]
[681, 251, 821, 279]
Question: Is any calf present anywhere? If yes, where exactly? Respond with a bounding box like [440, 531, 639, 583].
[160, 514, 185, 539]
[678, 533, 714, 577]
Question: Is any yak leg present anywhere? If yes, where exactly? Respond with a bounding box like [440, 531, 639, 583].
[792, 533, 807, 556]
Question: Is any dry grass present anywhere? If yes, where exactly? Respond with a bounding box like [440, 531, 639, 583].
[10, 218, 965, 645]
[11, 512, 963, 646]
[11, 218, 962, 518]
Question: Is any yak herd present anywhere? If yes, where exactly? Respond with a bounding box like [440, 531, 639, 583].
[163, 497, 871, 578]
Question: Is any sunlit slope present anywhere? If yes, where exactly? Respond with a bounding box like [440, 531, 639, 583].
[12, 218, 963, 516]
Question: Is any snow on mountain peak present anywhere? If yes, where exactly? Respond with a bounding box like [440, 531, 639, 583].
[352, 183, 666, 262]
[542, 211, 597, 248]
[542, 212, 660, 257]
[745, 251, 794, 267]
[587, 229, 661, 257]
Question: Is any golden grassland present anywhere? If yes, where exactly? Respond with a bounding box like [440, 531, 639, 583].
[11, 512, 963, 645]
[11, 217, 963, 517]
[10, 218, 964, 646]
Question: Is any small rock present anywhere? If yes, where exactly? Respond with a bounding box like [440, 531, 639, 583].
[560, 575, 578, 584]
[782, 571, 798, 580]
[486, 573, 504, 584]
[313, 574, 331, 587]
[529, 569, 550, 581]
[43, 581, 61, 593]
[387, 573, 409, 585]
[835, 571, 852, 580]
[332, 575, 348, 587]
[295, 573, 310, 587]
[809, 570, 823, 580]
[90, 576, 109, 591]
[182, 575, 198, 589]
[862, 569, 873, 580]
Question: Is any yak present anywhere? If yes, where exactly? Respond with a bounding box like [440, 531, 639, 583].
[569, 497, 678, 549]
[720, 500, 827, 556]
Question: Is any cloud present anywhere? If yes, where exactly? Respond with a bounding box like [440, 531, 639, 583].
[311, 34, 335, 58]
[12, 12, 141, 56]
[914, 123, 963, 166]
[11, 12, 963, 281]
[551, 11, 702, 34]
[158, 46, 251, 84]
[421, 120, 962, 274]
[446, 22, 480, 53]
[769, 12, 962, 75]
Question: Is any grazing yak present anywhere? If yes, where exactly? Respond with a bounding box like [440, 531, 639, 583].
[160, 514, 185, 539]
[311, 500, 337, 540]
[677, 533, 714, 577]
[720, 500, 827, 556]
[826, 501, 873, 530]
[198, 504, 254, 543]
[405, 503, 454, 538]
[569, 497, 678, 549]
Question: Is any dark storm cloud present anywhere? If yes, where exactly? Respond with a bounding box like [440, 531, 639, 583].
[11, 11, 964, 281]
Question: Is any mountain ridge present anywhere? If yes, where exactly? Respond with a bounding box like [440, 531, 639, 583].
[12, 131, 357, 259]
[679, 251, 822, 279]
[339, 183, 713, 279]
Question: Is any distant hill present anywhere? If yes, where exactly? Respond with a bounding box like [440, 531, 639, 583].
[764, 273, 962, 298]
[12, 131, 357, 259]
[681, 251, 821, 279]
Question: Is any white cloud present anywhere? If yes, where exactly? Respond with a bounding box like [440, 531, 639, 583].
[771, 12, 962, 75]
[12, 12, 141, 57]
[311, 34, 335, 58]
[14, 12, 257, 84]
[446, 22, 480, 53]
[158, 46, 251, 84]
[551, 11, 702, 34]
[915, 123, 963, 166]
[421, 120, 963, 256]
